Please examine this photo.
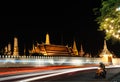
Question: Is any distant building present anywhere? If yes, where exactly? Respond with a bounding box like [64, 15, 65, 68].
[99, 40, 113, 57]
[29, 33, 74, 56]
[35, 44, 73, 56]
[99, 40, 116, 65]
[3, 37, 19, 56]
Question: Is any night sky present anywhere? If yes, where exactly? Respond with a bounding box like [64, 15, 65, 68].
[0, 0, 120, 57]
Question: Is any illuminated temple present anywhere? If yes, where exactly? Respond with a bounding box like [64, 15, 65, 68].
[29, 33, 76, 56]
[99, 40, 116, 64]
[3, 37, 19, 56]
[2, 33, 116, 58]
[99, 40, 115, 58]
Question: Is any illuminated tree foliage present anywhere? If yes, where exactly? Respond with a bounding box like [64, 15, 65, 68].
[95, 0, 120, 40]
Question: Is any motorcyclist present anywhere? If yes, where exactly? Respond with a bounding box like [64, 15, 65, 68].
[99, 62, 106, 78]
[95, 62, 106, 79]
[99, 62, 105, 69]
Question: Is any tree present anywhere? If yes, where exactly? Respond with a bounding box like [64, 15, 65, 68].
[94, 0, 120, 40]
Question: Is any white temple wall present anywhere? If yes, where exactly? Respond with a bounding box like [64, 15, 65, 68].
[0, 56, 119, 67]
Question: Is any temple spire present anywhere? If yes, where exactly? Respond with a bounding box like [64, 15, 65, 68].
[72, 40, 78, 55]
[13, 37, 19, 56]
[45, 33, 50, 45]
[99, 40, 114, 65]
[4, 46, 8, 55]
[99, 40, 111, 57]
[103, 40, 108, 52]
[79, 44, 85, 57]
[7, 43, 12, 55]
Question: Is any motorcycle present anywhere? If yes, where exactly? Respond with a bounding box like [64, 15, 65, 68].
[94, 67, 106, 79]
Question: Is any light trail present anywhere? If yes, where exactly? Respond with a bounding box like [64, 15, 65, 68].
[0, 69, 60, 81]
[0, 65, 120, 82]
[17, 65, 120, 82]
[17, 67, 98, 82]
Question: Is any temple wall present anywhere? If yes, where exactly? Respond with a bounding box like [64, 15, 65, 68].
[0, 56, 119, 67]
[112, 58, 120, 65]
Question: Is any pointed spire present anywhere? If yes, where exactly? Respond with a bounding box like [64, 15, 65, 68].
[32, 43, 35, 53]
[72, 40, 78, 55]
[45, 32, 50, 45]
[8, 43, 11, 52]
[79, 44, 85, 57]
[103, 40, 108, 52]
[80, 44, 83, 52]
[4, 46, 8, 55]
[7, 43, 12, 55]
[24, 44, 26, 55]
[99, 40, 111, 57]
[13, 37, 19, 56]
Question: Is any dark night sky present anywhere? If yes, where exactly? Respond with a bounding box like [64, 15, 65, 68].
[1, 0, 119, 56]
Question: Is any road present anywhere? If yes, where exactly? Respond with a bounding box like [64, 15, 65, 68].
[0, 65, 119, 82]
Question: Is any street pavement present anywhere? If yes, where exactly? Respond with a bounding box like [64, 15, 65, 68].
[109, 71, 120, 82]
[44, 65, 120, 82]
[87, 65, 120, 82]
[105, 65, 120, 82]
[0, 65, 120, 82]
[92, 65, 120, 82]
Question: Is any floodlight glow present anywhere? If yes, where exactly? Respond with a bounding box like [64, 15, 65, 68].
[116, 7, 120, 11]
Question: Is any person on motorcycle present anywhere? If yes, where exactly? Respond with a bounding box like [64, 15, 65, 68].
[95, 62, 107, 79]
[96, 67, 103, 76]
[99, 62, 106, 78]
[99, 62, 105, 70]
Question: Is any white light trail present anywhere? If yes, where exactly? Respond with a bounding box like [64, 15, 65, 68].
[0, 65, 120, 82]
[17, 65, 120, 82]
[0, 69, 60, 81]
[17, 67, 98, 82]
